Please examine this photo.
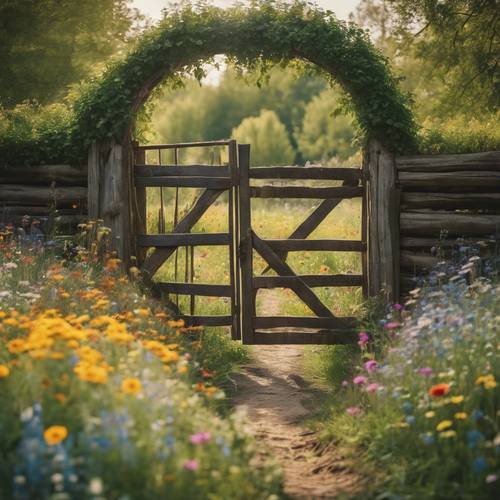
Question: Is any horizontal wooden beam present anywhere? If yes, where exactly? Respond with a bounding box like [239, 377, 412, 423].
[253, 316, 356, 329]
[1, 214, 86, 225]
[155, 282, 232, 297]
[0, 164, 87, 186]
[401, 191, 500, 209]
[0, 185, 87, 205]
[178, 315, 233, 327]
[136, 140, 231, 150]
[252, 331, 357, 345]
[137, 233, 230, 247]
[400, 211, 500, 236]
[250, 186, 363, 199]
[253, 274, 363, 288]
[249, 167, 361, 181]
[135, 165, 230, 178]
[400, 251, 439, 269]
[398, 171, 500, 189]
[264, 239, 365, 252]
[396, 151, 500, 172]
[400, 236, 497, 249]
[135, 177, 231, 189]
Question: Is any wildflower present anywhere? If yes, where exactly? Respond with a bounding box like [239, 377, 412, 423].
[429, 383, 450, 397]
[7, 339, 26, 353]
[121, 378, 142, 395]
[439, 430, 457, 439]
[44, 425, 68, 446]
[436, 420, 453, 432]
[471, 409, 484, 422]
[405, 415, 416, 426]
[190, 432, 211, 445]
[385, 321, 401, 330]
[425, 411, 436, 418]
[454, 412, 467, 420]
[183, 459, 199, 471]
[366, 383, 380, 393]
[353, 375, 367, 385]
[319, 265, 329, 273]
[450, 395, 464, 404]
[346, 407, 363, 416]
[420, 432, 435, 445]
[473, 457, 488, 474]
[364, 360, 378, 373]
[357, 332, 369, 347]
[467, 430, 484, 448]
[393, 303, 403, 311]
[402, 402, 413, 414]
[418, 367, 433, 376]
[475, 374, 497, 389]
[486, 475, 498, 484]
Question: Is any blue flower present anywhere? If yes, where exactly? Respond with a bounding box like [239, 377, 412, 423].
[405, 416, 416, 426]
[472, 456, 488, 474]
[420, 433, 435, 446]
[402, 402, 413, 415]
[467, 430, 484, 449]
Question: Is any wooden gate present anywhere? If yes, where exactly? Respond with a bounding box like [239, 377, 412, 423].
[131, 140, 366, 345]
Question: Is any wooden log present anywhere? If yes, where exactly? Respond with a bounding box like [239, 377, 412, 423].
[0, 185, 87, 205]
[396, 151, 500, 172]
[250, 185, 363, 199]
[253, 274, 363, 288]
[0, 206, 83, 215]
[137, 233, 230, 247]
[253, 316, 356, 329]
[401, 192, 500, 210]
[0, 214, 86, 225]
[155, 282, 232, 297]
[252, 331, 357, 345]
[398, 171, 500, 189]
[400, 211, 500, 236]
[178, 315, 233, 327]
[141, 189, 224, 278]
[248, 166, 361, 181]
[400, 236, 496, 249]
[137, 140, 230, 150]
[366, 140, 400, 301]
[400, 251, 439, 268]
[264, 239, 365, 252]
[135, 176, 231, 189]
[0, 164, 87, 185]
[135, 165, 230, 177]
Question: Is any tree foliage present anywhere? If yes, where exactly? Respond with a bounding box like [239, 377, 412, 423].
[231, 110, 295, 166]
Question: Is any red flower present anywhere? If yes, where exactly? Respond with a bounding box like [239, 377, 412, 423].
[428, 383, 450, 397]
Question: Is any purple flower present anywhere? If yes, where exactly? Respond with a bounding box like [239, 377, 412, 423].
[393, 303, 403, 311]
[358, 332, 370, 347]
[190, 432, 211, 445]
[183, 459, 199, 471]
[346, 406, 363, 416]
[385, 321, 401, 330]
[353, 375, 368, 385]
[418, 367, 433, 376]
[364, 360, 378, 373]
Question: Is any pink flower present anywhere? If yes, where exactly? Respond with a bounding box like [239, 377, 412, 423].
[341, 380, 349, 388]
[393, 303, 403, 311]
[358, 332, 370, 347]
[486, 474, 498, 484]
[418, 367, 433, 376]
[190, 432, 211, 445]
[366, 383, 380, 393]
[346, 406, 363, 416]
[353, 375, 367, 385]
[183, 459, 199, 471]
[385, 321, 401, 330]
[364, 360, 378, 373]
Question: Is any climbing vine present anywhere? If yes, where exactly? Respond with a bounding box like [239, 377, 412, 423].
[1, 1, 419, 165]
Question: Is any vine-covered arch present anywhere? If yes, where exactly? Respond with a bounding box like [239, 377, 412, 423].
[75, 1, 417, 153]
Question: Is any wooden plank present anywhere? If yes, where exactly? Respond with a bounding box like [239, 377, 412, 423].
[264, 239, 365, 252]
[87, 142, 100, 219]
[0, 206, 83, 215]
[133, 143, 147, 264]
[137, 233, 230, 247]
[398, 171, 500, 189]
[252, 233, 334, 318]
[396, 151, 500, 172]
[252, 331, 357, 345]
[400, 211, 500, 236]
[250, 185, 363, 199]
[0, 185, 87, 205]
[249, 167, 361, 181]
[155, 282, 232, 297]
[137, 140, 230, 150]
[135, 165, 230, 177]
[400, 251, 439, 268]
[361, 170, 368, 298]
[141, 188, 224, 278]
[401, 191, 500, 209]
[400, 236, 497, 248]
[238, 144, 255, 344]
[135, 176, 231, 189]
[253, 316, 356, 329]
[253, 274, 363, 288]
[178, 315, 233, 327]
[0, 164, 87, 185]
[0, 214, 86, 225]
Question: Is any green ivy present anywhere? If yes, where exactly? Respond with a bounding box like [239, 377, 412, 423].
[0, 1, 419, 166]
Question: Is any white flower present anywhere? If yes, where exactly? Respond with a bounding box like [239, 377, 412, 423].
[88, 478, 103, 495]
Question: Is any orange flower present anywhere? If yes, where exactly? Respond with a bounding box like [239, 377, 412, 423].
[428, 383, 450, 397]
[0, 365, 10, 378]
[7, 339, 26, 353]
[44, 425, 68, 446]
[121, 377, 142, 394]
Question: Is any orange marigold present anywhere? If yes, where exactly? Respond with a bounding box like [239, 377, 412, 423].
[44, 425, 68, 446]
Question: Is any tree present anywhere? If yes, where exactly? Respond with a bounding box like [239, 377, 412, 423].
[0, 0, 143, 107]
[231, 110, 295, 166]
[296, 89, 357, 162]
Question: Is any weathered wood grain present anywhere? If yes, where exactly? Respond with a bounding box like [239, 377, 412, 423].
[0, 164, 87, 185]
[250, 185, 363, 199]
[0, 185, 87, 205]
[401, 192, 500, 209]
[137, 233, 230, 247]
[249, 166, 361, 181]
[253, 274, 363, 288]
[396, 151, 500, 172]
[398, 171, 500, 188]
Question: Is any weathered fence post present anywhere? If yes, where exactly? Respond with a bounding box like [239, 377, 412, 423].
[87, 138, 133, 265]
[364, 139, 400, 303]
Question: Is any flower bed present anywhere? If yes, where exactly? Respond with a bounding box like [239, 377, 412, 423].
[0, 237, 281, 499]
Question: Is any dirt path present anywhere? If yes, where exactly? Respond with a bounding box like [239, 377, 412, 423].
[230, 291, 362, 499]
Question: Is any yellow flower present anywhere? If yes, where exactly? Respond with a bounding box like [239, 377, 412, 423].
[436, 420, 453, 432]
[3, 317, 18, 326]
[439, 430, 457, 439]
[425, 411, 436, 418]
[134, 308, 150, 317]
[7, 339, 26, 353]
[0, 365, 10, 378]
[475, 374, 497, 389]
[450, 395, 464, 404]
[44, 425, 68, 445]
[75, 364, 108, 384]
[454, 412, 467, 420]
[121, 378, 142, 395]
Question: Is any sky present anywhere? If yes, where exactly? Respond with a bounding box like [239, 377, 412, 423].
[132, 0, 360, 22]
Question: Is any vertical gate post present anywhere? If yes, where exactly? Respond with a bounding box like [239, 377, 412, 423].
[365, 139, 400, 303]
[87, 138, 134, 265]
